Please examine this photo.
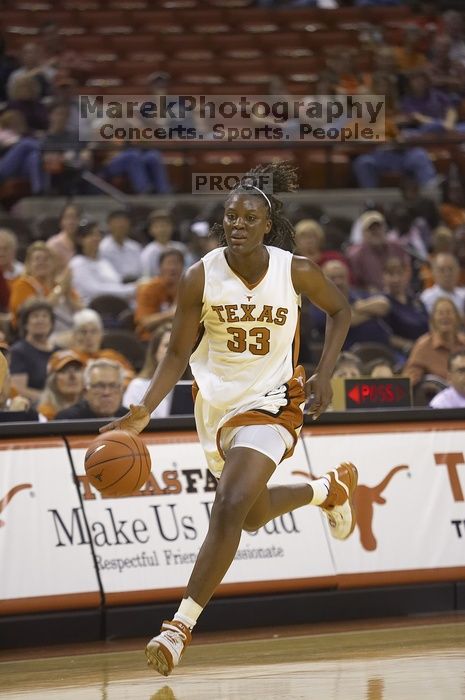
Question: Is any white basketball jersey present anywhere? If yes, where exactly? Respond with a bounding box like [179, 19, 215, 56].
[190, 246, 301, 411]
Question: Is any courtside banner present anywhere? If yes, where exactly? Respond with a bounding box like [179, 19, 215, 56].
[0, 440, 100, 614]
[302, 428, 465, 584]
[68, 434, 334, 601]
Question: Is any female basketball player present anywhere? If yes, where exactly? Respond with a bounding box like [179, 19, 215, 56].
[102, 162, 356, 677]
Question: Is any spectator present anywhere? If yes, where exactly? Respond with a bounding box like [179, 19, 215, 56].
[312, 259, 392, 350]
[92, 139, 170, 195]
[420, 252, 465, 315]
[141, 209, 187, 278]
[294, 219, 349, 269]
[38, 349, 84, 420]
[185, 221, 219, 265]
[0, 228, 24, 287]
[100, 210, 142, 282]
[69, 222, 136, 305]
[429, 350, 465, 408]
[404, 297, 465, 387]
[54, 358, 127, 420]
[9, 241, 82, 333]
[382, 255, 429, 358]
[418, 226, 465, 290]
[46, 203, 81, 271]
[70, 309, 134, 384]
[332, 352, 363, 379]
[7, 75, 49, 133]
[135, 249, 184, 340]
[123, 324, 174, 418]
[40, 104, 87, 195]
[352, 73, 438, 191]
[393, 26, 427, 74]
[9, 299, 58, 403]
[366, 358, 395, 378]
[6, 42, 51, 100]
[442, 10, 465, 67]
[440, 174, 465, 233]
[347, 211, 409, 292]
[401, 69, 462, 136]
[0, 110, 45, 195]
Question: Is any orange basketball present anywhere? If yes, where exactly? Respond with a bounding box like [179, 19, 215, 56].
[85, 430, 151, 497]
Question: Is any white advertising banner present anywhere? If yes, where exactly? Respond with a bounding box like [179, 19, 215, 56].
[302, 429, 465, 578]
[68, 435, 334, 598]
[1, 424, 464, 614]
[0, 441, 99, 611]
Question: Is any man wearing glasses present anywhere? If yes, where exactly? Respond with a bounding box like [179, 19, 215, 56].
[54, 359, 127, 420]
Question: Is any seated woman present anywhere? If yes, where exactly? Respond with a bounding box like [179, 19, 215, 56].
[69, 222, 137, 305]
[9, 299, 59, 404]
[38, 349, 84, 420]
[70, 308, 134, 385]
[382, 255, 429, 360]
[8, 240, 82, 342]
[404, 297, 465, 387]
[123, 324, 173, 418]
[294, 218, 349, 270]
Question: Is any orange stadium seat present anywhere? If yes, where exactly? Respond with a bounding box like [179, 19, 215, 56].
[258, 32, 309, 49]
[218, 58, 267, 78]
[161, 35, 210, 51]
[79, 10, 127, 27]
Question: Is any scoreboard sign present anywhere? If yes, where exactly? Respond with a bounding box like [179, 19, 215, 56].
[331, 377, 412, 410]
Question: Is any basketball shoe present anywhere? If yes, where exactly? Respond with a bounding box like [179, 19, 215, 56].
[145, 619, 192, 676]
[319, 462, 358, 540]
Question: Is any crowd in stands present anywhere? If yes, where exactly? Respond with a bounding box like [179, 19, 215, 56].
[1, 1, 465, 421]
[1, 3, 465, 197]
[0, 177, 462, 420]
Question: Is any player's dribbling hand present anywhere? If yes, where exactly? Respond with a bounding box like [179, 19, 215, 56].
[99, 404, 150, 435]
[305, 372, 332, 421]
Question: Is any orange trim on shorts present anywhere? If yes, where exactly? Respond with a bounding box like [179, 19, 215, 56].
[216, 365, 306, 463]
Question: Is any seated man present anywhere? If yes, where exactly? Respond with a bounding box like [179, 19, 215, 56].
[311, 259, 392, 351]
[54, 358, 127, 420]
[135, 249, 184, 340]
[429, 350, 465, 408]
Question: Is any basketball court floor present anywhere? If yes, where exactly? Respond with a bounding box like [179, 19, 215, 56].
[1, 614, 464, 699]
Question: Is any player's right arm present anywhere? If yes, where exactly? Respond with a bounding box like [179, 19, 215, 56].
[101, 262, 204, 434]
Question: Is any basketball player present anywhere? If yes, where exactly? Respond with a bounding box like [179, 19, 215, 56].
[102, 162, 357, 677]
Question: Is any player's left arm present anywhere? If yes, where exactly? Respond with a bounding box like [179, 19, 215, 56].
[292, 255, 351, 419]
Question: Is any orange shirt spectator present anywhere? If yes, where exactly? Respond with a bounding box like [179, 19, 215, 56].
[135, 249, 184, 340]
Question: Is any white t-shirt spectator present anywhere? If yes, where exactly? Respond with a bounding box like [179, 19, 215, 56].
[141, 240, 188, 278]
[69, 255, 136, 305]
[99, 235, 143, 281]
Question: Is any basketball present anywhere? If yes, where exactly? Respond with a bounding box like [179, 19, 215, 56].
[85, 430, 151, 497]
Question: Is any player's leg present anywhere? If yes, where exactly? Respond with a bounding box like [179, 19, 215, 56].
[145, 445, 276, 676]
[232, 425, 357, 540]
[243, 460, 358, 541]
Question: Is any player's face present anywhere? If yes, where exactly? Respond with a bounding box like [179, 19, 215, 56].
[223, 194, 271, 254]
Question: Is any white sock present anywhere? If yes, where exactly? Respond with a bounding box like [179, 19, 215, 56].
[173, 596, 204, 630]
[308, 477, 330, 505]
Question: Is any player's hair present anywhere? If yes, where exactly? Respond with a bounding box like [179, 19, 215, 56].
[212, 161, 298, 251]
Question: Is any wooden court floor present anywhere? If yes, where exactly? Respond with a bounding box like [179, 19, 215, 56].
[1, 614, 464, 699]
